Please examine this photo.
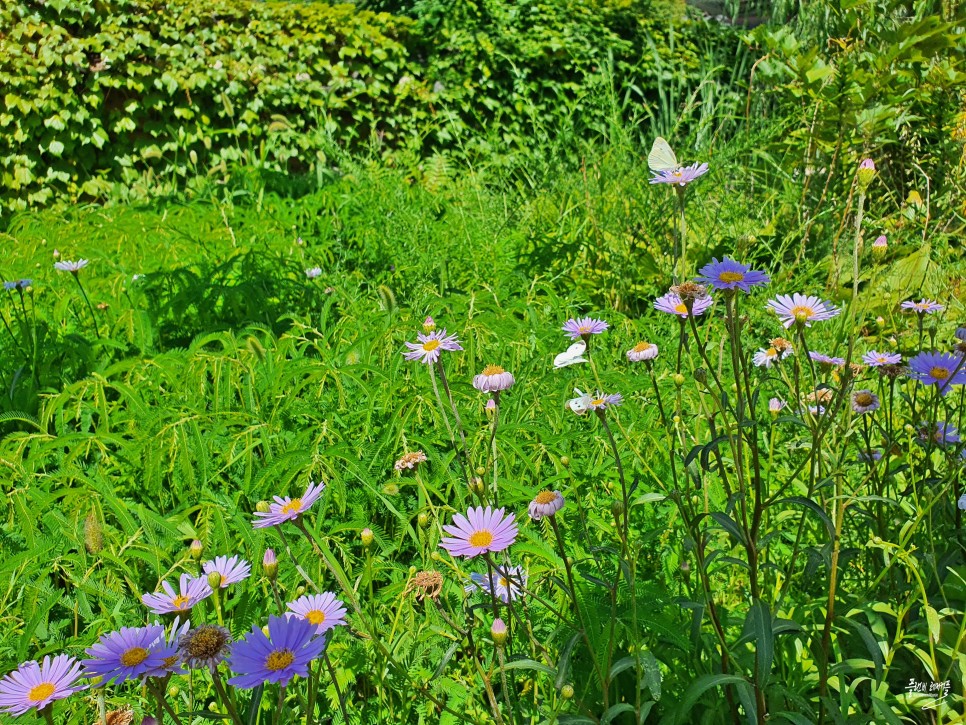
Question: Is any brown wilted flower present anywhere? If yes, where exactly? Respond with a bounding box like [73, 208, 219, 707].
[770, 337, 794, 354]
[103, 709, 134, 725]
[878, 364, 906, 379]
[670, 281, 709, 303]
[805, 388, 834, 404]
[406, 570, 443, 601]
[394, 451, 428, 472]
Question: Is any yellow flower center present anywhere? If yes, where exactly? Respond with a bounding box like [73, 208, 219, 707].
[498, 577, 509, 588]
[468, 530, 494, 548]
[162, 655, 180, 668]
[591, 398, 605, 406]
[791, 305, 815, 321]
[264, 649, 295, 672]
[171, 595, 191, 609]
[482, 365, 505, 376]
[719, 271, 745, 283]
[931, 366, 950, 380]
[306, 609, 326, 626]
[120, 647, 149, 667]
[632, 342, 652, 352]
[671, 170, 683, 178]
[854, 393, 874, 406]
[422, 339, 441, 352]
[534, 490, 557, 505]
[27, 682, 55, 702]
[766, 348, 777, 357]
[280, 498, 303, 516]
[674, 303, 688, 315]
[577, 325, 591, 333]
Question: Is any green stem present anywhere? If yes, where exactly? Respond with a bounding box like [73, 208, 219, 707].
[72, 274, 102, 339]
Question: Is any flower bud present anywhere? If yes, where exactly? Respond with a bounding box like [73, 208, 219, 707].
[857, 158, 875, 191]
[475, 466, 486, 476]
[430, 550, 441, 561]
[876, 316, 885, 328]
[559, 455, 570, 467]
[361, 528, 374, 548]
[53, 249, 60, 259]
[263, 549, 278, 581]
[167, 686, 179, 698]
[693, 368, 707, 384]
[417, 512, 430, 528]
[673, 373, 685, 387]
[561, 684, 575, 700]
[189, 539, 203, 560]
[206, 571, 222, 590]
[611, 500, 624, 518]
[491, 618, 508, 647]
[255, 501, 271, 514]
[485, 399, 496, 416]
[872, 235, 887, 256]
[189, 149, 198, 166]
[423, 316, 436, 333]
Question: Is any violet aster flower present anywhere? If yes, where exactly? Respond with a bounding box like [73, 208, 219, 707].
[0, 655, 85, 716]
[627, 341, 659, 362]
[851, 390, 880, 414]
[178, 624, 232, 671]
[286, 593, 348, 635]
[810, 351, 845, 367]
[767, 293, 840, 328]
[440, 506, 517, 558]
[227, 615, 325, 689]
[83, 625, 178, 685]
[403, 329, 463, 365]
[863, 350, 902, 367]
[562, 317, 609, 340]
[654, 292, 713, 318]
[908, 351, 966, 395]
[589, 391, 623, 410]
[859, 450, 883, 463]
[466, 564, 527, 603]
[768, 398, 786, 415]
[203, 555, 251, 588]
[54, 259, 89, 274]
[473, 365, 515, 393]
[901, 299, 944, 315]
[919, 422, 961, 446]
[696, 257, 769, 293]
[753, 345, 792, 368]
[649, 162, 709, 187]
[305, 267, 322, 279]
[142, 573, 212, 615]
[253, 480, 326, 528]
[3, 279, 31, 292]
[956, 327, 966, 342]
[528, 490, 565, 520]
[149, 617, 190, 677]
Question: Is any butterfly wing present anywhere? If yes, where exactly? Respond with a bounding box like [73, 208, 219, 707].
[648, 137, 678, 173]
[553, 341, 588, 368]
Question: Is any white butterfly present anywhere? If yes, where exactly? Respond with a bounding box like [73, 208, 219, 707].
[648, 137, 680, 174]
[553, 341, 588, 368]
[566, 388, 593, 415]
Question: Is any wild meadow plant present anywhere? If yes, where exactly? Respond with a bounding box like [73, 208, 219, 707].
[2, 155, 965, 724]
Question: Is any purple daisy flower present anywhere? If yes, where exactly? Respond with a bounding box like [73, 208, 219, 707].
[767, 294, 840, 328]
[956, 327, 966, 342]
[54, 259, 89, 274]
[3, 279, 31, 292]
[440, 506, 517, 558]
[627, 341, 658, 362]
[649, 162, 709, 187]
[203, 555, 251, 588]
[901, 299, 944, 315]
[286, 593, 348, 635]
[562, 317, 609, 340]
[859, 450, 883, 463]
[768, 398, 786, 414]
[863, 350, 902, 366]
[142, 573, 212, 615]
[696, 257, 770, 293]
[82, 625, 178, 685]
[0, 655, 85, 716]
[227, 615, 326, 689]
[810, 351, 846, 367]
[654, 292, 713, 318]
[473, 365, 515, 393]
[465, 564, 527, 603]
[919, 422, 961, 446]
[589, 391, 623, 410]
[851, 390, 880, 414]
[149, 617, 190, 677]
[252, 480, 326, 528]
[528, 490, 565, 520]
[403, 329, 463, 365]
[908, 351, 966, 395]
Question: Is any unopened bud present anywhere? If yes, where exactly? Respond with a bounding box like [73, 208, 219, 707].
[167, 686, 179, 697]
[561, 684, 575, 699]
[475, 466, 486, 476]
[207, 571, 223, 590]
[485, 398, 496, 416]
[423, 316, 436, 333]
[417, 512, 430, 528]
[189, 149, 198, 166]
[611, 500, 624, 518]
[673, 373, 685, 387]
[693, 368, 707, 384]
[430, 550, 441, 561]
[255, 501, 271, 514]
[857, 158, 875, 191]
[559, 455, 570, 467]
[876, 316, 885, 327]
[53, 249, 60, 259]
[491, 618, 508, 646]
[189, 539, 203, 560]
[263, 549, 278, 581]
[361, 528, 374, 547]
[872, 235, 887, 256]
